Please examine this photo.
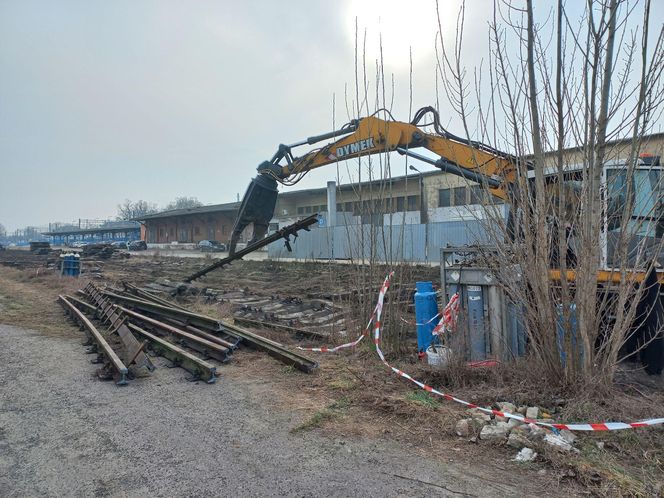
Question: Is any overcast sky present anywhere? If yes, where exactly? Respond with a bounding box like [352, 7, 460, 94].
[1, 1, 660, 230]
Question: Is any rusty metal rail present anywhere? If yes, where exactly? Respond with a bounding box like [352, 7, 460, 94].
[116, 306, 231, 363]
[218, 321, 318, 373]
[115, 294, 317, 372]
[58, 295, 129, 385]
[95, 286, 317, 372]
[183, 214, 320, 283]
[100, 289, 241, 346]
[122, 281, 189, 311]
[232, 316, 326, 340]
[126, 322, 217, 383]
[161, 318, 240, 349]
[83, 283, 155, 373]
[100, 289, 232, 333]
[64, 294, 99, 316]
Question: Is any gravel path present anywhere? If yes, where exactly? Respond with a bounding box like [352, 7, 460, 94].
[0, 324, 569, 497]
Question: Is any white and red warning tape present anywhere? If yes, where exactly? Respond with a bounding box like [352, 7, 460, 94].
[433, 291, 460, 336]
[300, 272, 664, 432]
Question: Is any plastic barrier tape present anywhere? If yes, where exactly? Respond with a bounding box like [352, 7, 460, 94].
[301, 272, 664, 432]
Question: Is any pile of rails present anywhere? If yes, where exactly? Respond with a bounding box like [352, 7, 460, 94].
[81, 243, 130, 260]
[132, 278, 348, 340]
[58, 282, 317, 386]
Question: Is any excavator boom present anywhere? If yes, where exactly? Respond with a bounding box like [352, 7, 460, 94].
[229, 107, 520, 254]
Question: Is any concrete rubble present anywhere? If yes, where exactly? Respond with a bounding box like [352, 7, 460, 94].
[514, 447, 538, 462]
[456, 404, 579, 455]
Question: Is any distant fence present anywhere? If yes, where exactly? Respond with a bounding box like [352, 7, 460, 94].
[267, 220, 494, 262]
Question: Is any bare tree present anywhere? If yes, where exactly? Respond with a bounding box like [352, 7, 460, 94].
[435, 0, 664, 386]
[117, 199, 158, 220]
[165, 197, 203, 211]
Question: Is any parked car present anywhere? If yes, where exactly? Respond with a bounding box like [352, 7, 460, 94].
[0, 243, 5, 251]
[198, 240, 226, 252]
[110, 241, 128, 248]
[127, 240, 147, 251]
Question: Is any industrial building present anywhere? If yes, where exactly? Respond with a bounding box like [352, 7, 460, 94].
[43, 220, 141, 245]
[134, 171, 481, 246]
[137, 202, 241, 244]
[134, 131, 664, 246]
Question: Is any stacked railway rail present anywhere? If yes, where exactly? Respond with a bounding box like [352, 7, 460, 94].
[58, 282, 317, 386]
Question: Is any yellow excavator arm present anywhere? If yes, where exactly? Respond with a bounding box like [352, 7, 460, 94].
[229, 106, 520, 254]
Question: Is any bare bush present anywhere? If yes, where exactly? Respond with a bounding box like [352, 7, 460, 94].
[435, 0, 664, 386]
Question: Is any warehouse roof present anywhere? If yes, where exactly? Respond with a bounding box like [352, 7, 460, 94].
[134, 202, 240, 221]
[43, 221, 141, 236]
[277, 171, 438, 199]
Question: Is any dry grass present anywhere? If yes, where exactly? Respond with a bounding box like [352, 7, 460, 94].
[1, 256, 661, 495]
[0, 267, 85, 337]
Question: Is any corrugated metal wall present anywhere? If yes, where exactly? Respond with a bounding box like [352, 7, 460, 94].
[267, 220, 494, 262]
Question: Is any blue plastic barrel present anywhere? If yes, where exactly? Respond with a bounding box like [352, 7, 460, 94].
[414, 281, 439, 352]
[72, 254, 80, 277]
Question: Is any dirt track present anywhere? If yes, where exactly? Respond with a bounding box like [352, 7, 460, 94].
[0, 324, 579, 497]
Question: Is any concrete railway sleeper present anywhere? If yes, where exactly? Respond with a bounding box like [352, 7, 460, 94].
[58, 295, 129, 386]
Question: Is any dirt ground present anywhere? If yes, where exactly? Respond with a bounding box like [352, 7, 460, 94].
[1, 249, 662, 496]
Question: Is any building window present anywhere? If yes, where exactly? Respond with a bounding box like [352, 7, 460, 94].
[407, 195, 419, 211]
[469, 186, 484, 204]
[344, 202, 353, 212]
[453, 187, 466, 206]
[194, 226, 200, 236]
[396, 196, 405, 212]
[438, 189, 451, 207]
[297, 207, 305, 215]
[305, 206, 312, 214]
[337, 203, 343, 212]
[318, 205, 327, 212]
[222, 225, 228, 235]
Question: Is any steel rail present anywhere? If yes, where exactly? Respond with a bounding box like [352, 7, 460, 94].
[100, 287, 317, 372]
[232, 316, 327, 340]
[218, 321, 318, 373]
[121, 281, 189, 311]
[183, 214, 320, 283]
[58, 295, 129, 385]
[83, 283, 156, 372]
[99, 290, 230, 333]
[64, 294, 99, 316]
[161, 318, 240, 349]
[115, 306, 231, 363]
[126, 322, 217, 383]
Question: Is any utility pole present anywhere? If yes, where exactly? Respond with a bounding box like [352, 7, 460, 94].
[410, 165, 428, 262]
